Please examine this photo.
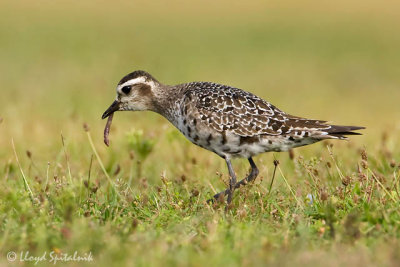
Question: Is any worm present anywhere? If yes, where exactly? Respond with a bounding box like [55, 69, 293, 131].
[104, 113, 114, 146]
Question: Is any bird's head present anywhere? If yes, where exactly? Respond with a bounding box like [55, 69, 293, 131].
[102, 70, 160, 119]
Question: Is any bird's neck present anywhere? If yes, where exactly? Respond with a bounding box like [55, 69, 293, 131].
[150, 84, 185, 123]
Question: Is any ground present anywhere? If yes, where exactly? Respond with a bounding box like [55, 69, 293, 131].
[0, 1, 400, 266]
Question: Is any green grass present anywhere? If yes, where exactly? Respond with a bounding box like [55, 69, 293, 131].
[1, 1, 400, 266]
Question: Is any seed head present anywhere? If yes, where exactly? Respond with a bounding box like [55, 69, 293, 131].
[191, 188, 199, 197]
[342, 176, 351, 187]
[358, 173, 367, 182]
[320, 191, 329, 201]
[91, 186, 98, 194]
[83, 123, 90, 132]
[289, 149, 295, 160]
[361, 160, 368, 170]
[326, 162, 332, 168]
[390, 160, 396, 168]
[361, 149, 368, 161]
[180, 175, 187, 183]
[113, 164, 121, 175]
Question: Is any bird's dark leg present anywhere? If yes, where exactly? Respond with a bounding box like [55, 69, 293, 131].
[234, 157, 259, 189]
[208, 157, 259, 203]
[226, 159, 237, 205]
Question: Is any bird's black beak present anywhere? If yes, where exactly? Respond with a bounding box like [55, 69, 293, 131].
[102, 100, 120, 119]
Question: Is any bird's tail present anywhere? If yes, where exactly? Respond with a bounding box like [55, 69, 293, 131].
[325, 125, 365, 139]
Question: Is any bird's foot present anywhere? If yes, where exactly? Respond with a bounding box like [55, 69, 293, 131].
[206, 190, 227, 204]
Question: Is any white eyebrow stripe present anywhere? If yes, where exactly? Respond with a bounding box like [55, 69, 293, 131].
[117, 77, 147, 90]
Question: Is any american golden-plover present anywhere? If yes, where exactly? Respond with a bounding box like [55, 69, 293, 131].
[102, 70, 364, 205]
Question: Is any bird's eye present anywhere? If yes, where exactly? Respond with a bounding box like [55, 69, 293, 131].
[121, 86, 131, 95]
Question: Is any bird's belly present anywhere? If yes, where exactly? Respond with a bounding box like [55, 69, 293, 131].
[174, 117, 317, 158]
[177, 125, 275, 158]
[175, 119, 241, 157]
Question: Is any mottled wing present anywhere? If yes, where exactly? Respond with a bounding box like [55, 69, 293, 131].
[182, 82, 331, 138]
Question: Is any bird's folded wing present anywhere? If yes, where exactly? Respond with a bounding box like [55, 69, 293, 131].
[182, 82, 330, 137]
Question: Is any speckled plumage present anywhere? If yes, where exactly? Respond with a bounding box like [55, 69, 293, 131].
[169, 81, 363, 160]
[102, 70, 364, 205]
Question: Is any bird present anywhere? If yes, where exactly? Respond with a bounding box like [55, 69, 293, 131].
[102, 70, 364, 205]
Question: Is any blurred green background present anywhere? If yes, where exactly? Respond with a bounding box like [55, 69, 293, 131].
[1, 0, 400, 170]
